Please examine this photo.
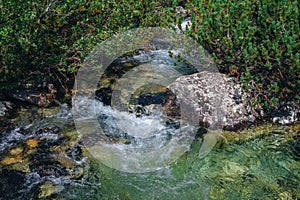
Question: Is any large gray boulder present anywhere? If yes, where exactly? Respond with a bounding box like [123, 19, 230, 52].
[163, 71, 258, 130]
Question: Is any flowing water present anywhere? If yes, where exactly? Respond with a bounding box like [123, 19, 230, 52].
[0, 51, 299, 199]
[1, 103, 299, 200]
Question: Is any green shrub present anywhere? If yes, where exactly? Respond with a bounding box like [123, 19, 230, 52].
[183, 0, 299, 108]
[0, 0, 175, 93]
[1, 0, 299, 109]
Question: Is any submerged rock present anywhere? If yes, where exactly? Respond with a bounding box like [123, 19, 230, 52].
[271, 101, 299, 125]
[0, 126, 87, 197]
[130, 83, 166, 106]
[163, 71, 258, 130]
[96, 59, 140, 105]
[39, 180, 64, 199]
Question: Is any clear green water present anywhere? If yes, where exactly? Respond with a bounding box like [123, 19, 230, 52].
[1, 48, 299, 199]
[60, 126, 300, 200]
[0, 101, 300, 200]
[1, 106, 299, 200]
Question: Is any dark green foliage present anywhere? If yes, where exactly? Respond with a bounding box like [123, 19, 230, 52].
[0, 0, 175, 92]
[183, 0, 299, 108]
[1, 0, 299, 109]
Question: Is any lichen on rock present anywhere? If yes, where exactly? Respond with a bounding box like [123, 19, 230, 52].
[163, 71, 258, 130]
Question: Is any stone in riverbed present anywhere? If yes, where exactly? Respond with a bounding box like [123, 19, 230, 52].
[7, 90, 56, 107]
[38, 180, 64, 199]
[0, 101, 17, 132]
[0, 101, 16, 120]
[271, 101, 299, 125]
[162, 71, 258, 130]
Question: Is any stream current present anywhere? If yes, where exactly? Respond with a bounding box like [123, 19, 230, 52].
[0, 50, 299, 199]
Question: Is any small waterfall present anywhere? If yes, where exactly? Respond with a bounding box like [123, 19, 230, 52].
[75, 97, 196, 173]
[74, 49, 200, 173]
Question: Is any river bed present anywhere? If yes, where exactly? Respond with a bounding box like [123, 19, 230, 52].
[0, 102, 299, 200]
[0, 50, 299, 199]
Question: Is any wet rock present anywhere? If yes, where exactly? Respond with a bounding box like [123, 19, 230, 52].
[8, 90, 56, 107]
[0, 112, 88, 198]
[9, 161, 31, 173]
[95, 87, 113, 105]
[163, 89, 181, 117]
[29, 144, 67, 177]
[271, 101, 299, 125]
[130, 83, 166, 106]
[0, 101, 16, 118]
[0, 137, 40, 171]
[163, 71, 258, 130]
[8, 146, 24, 155]
[66, 144, 83, 161]
[39, 180, 64, 199]
[0, 154, 24, 165]
[223, 161, 248, 179]
[26, 138, 40, 148]
[35, 127, 60, 135]
[33, 162, 68, 177]
[0, 144, 27, 166]
[28, 127, 87, 180]
[0, 101, 17, 131]
[96, 59, 140, 105]
[128, 104, 163, 117]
